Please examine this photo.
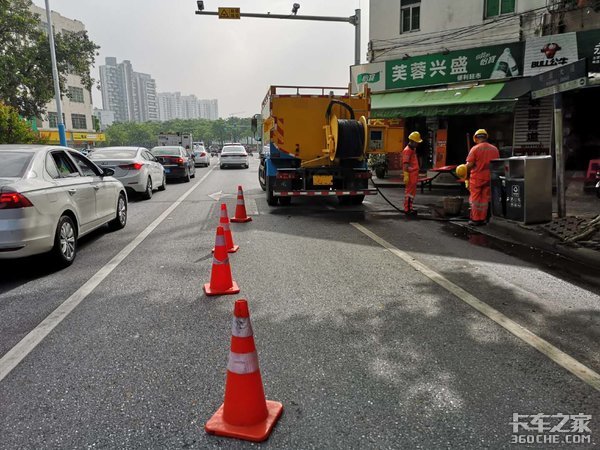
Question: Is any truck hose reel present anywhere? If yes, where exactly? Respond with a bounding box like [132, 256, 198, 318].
[325, 100, 368, 161]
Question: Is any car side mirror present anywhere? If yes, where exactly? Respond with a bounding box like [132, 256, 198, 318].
[103, 168, 115, 177]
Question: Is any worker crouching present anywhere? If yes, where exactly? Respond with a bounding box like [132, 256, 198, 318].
[465, 129, 500, 226]
[403, 131, 422, 215]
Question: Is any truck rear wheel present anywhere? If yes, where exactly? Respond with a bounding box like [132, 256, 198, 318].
[266, 176, 278, 206]
[258, 159, 266, 191]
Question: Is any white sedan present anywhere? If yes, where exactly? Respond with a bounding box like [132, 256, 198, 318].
[89, 146, 166, 199]
[0, 145, 127, 267]
[193, 144, 210, 167]
[219, 144, 249, 169]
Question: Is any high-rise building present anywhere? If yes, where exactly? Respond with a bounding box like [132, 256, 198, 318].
[157, 92, 219, 121]
[198, 99, 219, 120]
[99, 57, 159, 123]
[93, 108, 115, 131]
[30, 5, 101, 146]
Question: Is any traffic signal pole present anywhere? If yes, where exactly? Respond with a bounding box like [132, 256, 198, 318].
[195, 9, 362, 65]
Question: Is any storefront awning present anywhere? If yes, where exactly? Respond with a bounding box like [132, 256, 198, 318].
[493, 78, 532, 100]
[371, 83, 516, 118]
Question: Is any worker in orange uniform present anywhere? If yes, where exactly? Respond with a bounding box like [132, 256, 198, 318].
[402, 131, 423, 215]
[465, 129, 500, 226]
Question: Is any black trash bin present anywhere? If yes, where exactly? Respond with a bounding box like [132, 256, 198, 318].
[490, 159, 509, 218]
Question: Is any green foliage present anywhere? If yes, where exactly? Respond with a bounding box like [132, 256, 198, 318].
[103, 117, 255, 148]
[367, 153, 387, 169]
[0, 102, 39, 144]
[0, 0, 99, 118]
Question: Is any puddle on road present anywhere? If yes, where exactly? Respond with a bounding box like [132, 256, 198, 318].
[442, 222, 600, 292]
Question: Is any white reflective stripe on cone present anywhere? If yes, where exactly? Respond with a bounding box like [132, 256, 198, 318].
[212, 256, 230, 265]
[215, 235, 226, 247]
[222, 222, 230, 231]
[227, 351, 259, 374]
[237, 199, 245, 205]
[232, 317, 253, 338]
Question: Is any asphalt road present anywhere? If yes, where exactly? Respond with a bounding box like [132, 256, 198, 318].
[1, 155, 598, 449]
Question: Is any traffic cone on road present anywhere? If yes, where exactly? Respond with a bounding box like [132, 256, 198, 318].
[205, 299, 283, 442]
[203, 226, 240, 296]
[213, 203, 239, 253]
[231, 185, 252, 223]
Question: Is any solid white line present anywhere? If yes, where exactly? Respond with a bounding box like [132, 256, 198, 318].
[0, 166, 216, 383]
[350, 222, 600, 392]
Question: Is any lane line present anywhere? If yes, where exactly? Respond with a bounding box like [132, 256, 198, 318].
[350, 222, 600, 392]
[0, 166, 216, 383]
[245, 199, 259, 216]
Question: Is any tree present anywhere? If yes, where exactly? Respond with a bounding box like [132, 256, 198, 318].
[0, 0, 99, 118]
[0, 102, 38, 144]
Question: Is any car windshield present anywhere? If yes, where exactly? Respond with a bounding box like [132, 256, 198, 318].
[221, 146, 246, 154]
[0, 152, 33, 178]
[151, 147, 181, 156]
[90, 149, 138, 159]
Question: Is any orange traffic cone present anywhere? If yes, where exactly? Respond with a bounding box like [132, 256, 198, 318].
[205, 299, 283, 442]
[231, 185, 252, 223]
[213, 203, 239, 253]
[203, 226, 240, 296]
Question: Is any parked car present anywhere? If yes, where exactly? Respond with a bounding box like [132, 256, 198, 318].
[89, 146, 166, 199]
[0, 145, 127, 267]
[150, 146, 196, 182]
[219, 144, 249, 169]
[193, 144, 210, 167]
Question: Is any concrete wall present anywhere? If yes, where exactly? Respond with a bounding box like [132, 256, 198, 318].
[369, 0, 548, 61]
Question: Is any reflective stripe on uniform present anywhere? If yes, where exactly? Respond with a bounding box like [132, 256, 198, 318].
[227, 351, 259, 374]
[232, 317, 253, 338]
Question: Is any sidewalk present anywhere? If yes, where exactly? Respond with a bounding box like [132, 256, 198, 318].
[374, 180, 600, 271]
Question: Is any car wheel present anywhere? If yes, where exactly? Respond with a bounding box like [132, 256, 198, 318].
[158, 173, 166, 191]
[258, 159, 266, 191]
[108, 193, 127, 231]
[220, 165, 224, 169]
[141, 177, 153, 200]
[51, 215, 77, 267]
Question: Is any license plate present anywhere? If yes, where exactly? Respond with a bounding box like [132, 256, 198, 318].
[164, 169, 170, 173]
[313, 175, 333, 186]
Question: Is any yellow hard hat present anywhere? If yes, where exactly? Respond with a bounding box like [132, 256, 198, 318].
[408, 131, 423, 143]
[474, 129, 488, 139]
[456, 164, 468, 179]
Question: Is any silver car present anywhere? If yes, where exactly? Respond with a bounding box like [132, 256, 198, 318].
[219, 144, 249, 169]
[193, 144, 210, 167]
[0, 145, 127, 267]
[89, 146, 166, 199]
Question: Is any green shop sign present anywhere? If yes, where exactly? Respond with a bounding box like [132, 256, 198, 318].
[385, 42, 524, 90]
[357, 72, 381, 84]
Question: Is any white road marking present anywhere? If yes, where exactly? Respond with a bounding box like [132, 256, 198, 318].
[208, 191, 222, 201]
[351, 222, 600, 392]
[245, 199, 259, 216]
[0, 166, 216, 383]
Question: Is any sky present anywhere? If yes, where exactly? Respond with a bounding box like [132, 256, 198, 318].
[31, 0, 370, 118]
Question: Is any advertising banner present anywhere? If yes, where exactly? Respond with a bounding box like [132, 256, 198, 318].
[577, 29, 600, 73]
[351, 62, 386, 94]
[385, 42, 524, 90]
[434, 129, 448, 168]
[523, 32, 578, 76]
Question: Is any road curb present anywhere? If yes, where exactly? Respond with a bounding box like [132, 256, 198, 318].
[467, 217, 600, 271]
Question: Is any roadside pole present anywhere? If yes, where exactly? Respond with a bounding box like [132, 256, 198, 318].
[44, 0, 67, 147]
[553, 92, 566, 218]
